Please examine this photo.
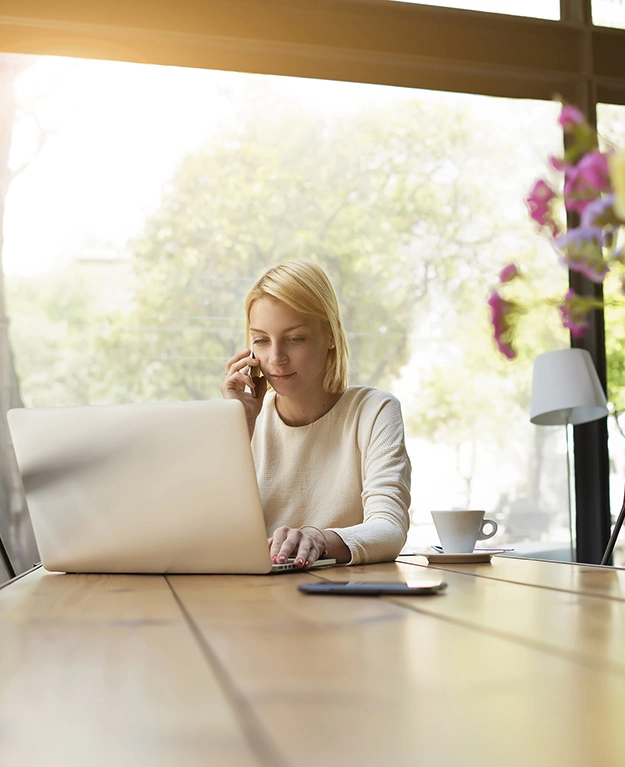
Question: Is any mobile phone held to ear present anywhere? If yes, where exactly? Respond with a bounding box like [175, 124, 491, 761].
[248, 350, 262, 398]
[297, 580, 447, 596]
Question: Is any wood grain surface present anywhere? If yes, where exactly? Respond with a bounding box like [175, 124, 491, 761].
[0, 569, 260, 766]
[2, 560, 625, 767]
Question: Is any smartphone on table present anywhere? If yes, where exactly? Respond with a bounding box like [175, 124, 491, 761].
[298, 579, 447, 596]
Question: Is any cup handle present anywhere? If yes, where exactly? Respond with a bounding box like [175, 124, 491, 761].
[478, 518, 498, 541]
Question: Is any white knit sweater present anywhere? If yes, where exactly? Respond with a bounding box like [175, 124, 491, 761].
[251, 386, 412, 565]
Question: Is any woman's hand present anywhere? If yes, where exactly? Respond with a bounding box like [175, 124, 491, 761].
[268, 525, 328, 569]
[220, 349, 267, 436]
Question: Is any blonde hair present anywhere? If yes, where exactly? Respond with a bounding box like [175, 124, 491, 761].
[245, 259, 349, 393]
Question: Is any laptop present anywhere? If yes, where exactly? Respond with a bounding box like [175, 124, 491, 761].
[7, 399, 336, 574]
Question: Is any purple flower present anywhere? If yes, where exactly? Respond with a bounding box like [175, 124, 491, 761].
[558, 290, 591, 338]
[487, 290, 517, 359]
[558, 105, 586, 130]
[498, 263, 520, 283]
[526, 179, 559, 234]
[554, 227, 609, 283]
[580, 194, 616, 228]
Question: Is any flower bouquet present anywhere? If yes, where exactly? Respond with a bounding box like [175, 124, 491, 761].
[489, 102, 625, 360]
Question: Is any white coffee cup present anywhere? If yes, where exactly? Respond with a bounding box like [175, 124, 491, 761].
[431, 510, 498, 554]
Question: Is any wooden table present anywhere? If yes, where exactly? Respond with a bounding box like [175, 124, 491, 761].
[1, 555, 625, 766]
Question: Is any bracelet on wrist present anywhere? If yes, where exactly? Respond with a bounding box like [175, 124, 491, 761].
[299, 525, 329, 559]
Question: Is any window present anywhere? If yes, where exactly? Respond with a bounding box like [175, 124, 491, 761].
[3, 0, 625, 566]
[593, 0, 625, 28]
[3, 54, 570, 563]
[388, 0, 559, 20]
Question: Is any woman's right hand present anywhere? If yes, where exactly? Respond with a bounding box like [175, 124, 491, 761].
[220, 349, 267, 437]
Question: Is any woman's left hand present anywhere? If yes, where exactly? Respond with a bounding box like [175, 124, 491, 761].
[268, 525, 327, 569]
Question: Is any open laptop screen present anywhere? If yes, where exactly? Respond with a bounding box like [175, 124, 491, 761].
[8, 400, 295, 574]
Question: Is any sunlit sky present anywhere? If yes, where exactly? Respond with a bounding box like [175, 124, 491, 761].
[392, 0, 558, 18]
[4, 57, 486, 276]
[393, 0, 624, 26]
[7, 60, 236, 275]
[8, 58, 441, 276]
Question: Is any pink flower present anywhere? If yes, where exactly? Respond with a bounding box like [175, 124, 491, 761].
[487, 290, 517, 359]
[563, 151, 612, 213]
[498, 263, 520, 283]
[558, 290, 591, 338]
[488, 102, 625, 360]
[526, 179, 559, 234]
[579, 151, 612, 192]
[558, 105, 585, 130]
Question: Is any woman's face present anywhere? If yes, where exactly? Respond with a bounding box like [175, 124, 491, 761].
[248, 297, 333, 398]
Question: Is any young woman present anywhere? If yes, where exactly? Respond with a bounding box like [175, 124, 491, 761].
[220, 259, 411, 568]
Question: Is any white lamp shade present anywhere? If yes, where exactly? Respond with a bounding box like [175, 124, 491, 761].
[530, 349, 609, 426]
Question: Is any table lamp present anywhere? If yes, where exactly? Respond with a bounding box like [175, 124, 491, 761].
[530, 348, 609, 561]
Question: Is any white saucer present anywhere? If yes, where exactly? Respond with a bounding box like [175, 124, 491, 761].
[419, 548, 509, 564]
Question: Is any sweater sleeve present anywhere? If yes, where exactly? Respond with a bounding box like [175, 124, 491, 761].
[328, 394, 411, 565]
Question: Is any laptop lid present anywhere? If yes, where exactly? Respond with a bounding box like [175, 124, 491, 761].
[8, 399, 279, 574]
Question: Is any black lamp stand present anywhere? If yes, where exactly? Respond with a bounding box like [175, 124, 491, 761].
[601, 484, 625, 566]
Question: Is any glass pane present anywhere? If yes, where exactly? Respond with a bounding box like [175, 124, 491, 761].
[597, 102, 625, 564]
[3, 53, 570, 567]
[593, 0, 625, 28]
[388, 0, 559, 21]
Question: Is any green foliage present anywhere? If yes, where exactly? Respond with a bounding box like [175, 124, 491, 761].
[604, 283, 625, 412]
[96, 94, 507, 401]
[406, 297, 567, 443]
[7, 264, 125, 406]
